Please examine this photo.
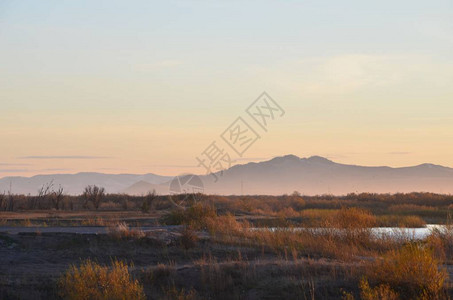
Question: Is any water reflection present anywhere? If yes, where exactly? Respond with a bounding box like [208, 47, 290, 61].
[251, 224, 448, 240]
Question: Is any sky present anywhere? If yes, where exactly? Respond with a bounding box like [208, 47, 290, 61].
[0, 0, 452, 177]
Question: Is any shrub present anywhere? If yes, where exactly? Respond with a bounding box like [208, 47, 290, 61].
[332, 207, 376, 229]
[367, 244, 447, 299]
[206, 213, 245, 234]
[161, 285, 198, 300]
[145, 263, 176, 287]
[359, 278, 399, 300]
[141, 199, 150, 213]
[426, 224, 453, 262]
[82, 185, 105, 210]
[107, 222, 145, 239]
[58, 259, 145, 300]
[179, 227, 199, 249]
[388, 204, 436, 213]
[161, 203, 217, 230]
[377, 215, 426, 228]
[161, 208, 187, 225]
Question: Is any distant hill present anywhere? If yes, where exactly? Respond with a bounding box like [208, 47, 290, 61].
[199, 155, 453, 195]
[2, 155, 453, 195]
[0, 172, 171, 195]
[122, 180, 169, 195]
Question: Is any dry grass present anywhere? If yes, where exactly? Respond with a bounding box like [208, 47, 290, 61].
[376, 215, 426, 228]
[388, 204, 437, 213]
[358, 278, 399, 300]
[160, 203, 216, 229]
[58, 259, 145, 300]
[144, 262, 177, 287]
[167, 205, 400, 261]
[178, 227, 199, 249]
[160, 285, 198, 300]
[107, 222, 145, 239]
[426, 224, 453, 262]
[365, 244, 448, 299]
[5, 193, 453, 299]
[80, 217, 108, 226]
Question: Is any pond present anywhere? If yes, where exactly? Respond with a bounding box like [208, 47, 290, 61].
[251, 224, 449, 240]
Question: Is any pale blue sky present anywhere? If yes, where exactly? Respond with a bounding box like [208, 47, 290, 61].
[1, 0, 452, 176]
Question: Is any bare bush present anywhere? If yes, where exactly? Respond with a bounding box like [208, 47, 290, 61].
[141, 190, 157, 213]
[0, 192, 5, 211]
[51, 185, 65, 210]
[82, 185, 105, 210]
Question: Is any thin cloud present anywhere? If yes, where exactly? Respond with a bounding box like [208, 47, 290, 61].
[0, 163, 32, 166]
[0, 169, 30, 173]
[0, 168, 72, 175]
[18, 156, 112, 159]
[388, 152, 411, 155]
[150, 164, 197, 168]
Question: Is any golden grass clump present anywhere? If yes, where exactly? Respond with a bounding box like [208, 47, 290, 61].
[58, 259, 145, 300]
[299, 209, 338, 227]
[359, 278, 399, 300]
[426, 224, 453, 262]
[161, 202, 217, 230]
[376, 215, 426, 228]
[332, 207, 376, 229]
[366, 244, 447, 299]
[388, 204, 436, 213]
[81, 217, 107, 226]
[179, 226, 199, 249]
[107, 222, 145, 239]
[206, 213, 247, 236]
[161, 285, 198, 300]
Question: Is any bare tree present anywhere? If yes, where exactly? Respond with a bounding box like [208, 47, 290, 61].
[6, 181, 14, 211]
[82, 185, 105, 210]
[51, 185, 65, 210]
[0, 192, 5, 211]
[36, 180, 54, 209]
[141, 190, 157, 213]
[38, 181, 54, 197]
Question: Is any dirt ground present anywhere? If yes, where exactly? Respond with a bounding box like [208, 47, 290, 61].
[1, 210, 452, 299]
[0, 225, 364, 300]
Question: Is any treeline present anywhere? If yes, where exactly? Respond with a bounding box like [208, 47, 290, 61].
[1, 186, 453, 215]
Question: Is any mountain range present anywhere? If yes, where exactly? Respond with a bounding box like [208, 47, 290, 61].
[1, 155, 453, 195]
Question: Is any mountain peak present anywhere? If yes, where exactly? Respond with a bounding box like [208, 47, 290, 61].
[305, 156, 334, 164]
[268, 154, 301, 163]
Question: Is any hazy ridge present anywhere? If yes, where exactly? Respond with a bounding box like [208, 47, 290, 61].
[1, 155, 453, 195]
